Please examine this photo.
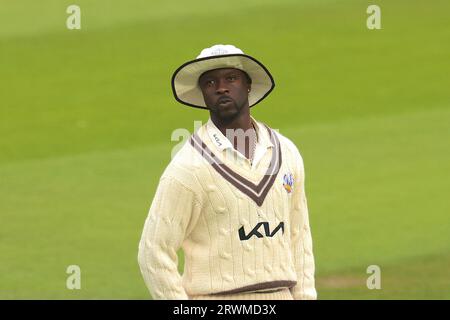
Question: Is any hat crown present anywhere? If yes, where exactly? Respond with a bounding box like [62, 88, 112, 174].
[196, 44, 244, 59]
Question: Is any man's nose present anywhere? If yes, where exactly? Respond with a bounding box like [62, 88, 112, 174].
[215, 78, 229, 94]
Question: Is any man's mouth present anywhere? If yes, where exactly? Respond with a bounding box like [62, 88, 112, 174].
[217, 97, 233, 106]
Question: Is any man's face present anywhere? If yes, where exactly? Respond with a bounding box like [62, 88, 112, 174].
[198, 68, 251, 121]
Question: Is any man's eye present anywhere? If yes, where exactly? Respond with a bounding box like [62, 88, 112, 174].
[206, 80, 215, 86]
[227, 75, 237, 81]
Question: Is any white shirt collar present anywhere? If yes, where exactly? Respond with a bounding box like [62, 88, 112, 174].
[205, 116, 274, 167]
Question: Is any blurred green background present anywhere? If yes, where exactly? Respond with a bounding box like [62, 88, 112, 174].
[0, 0, 449, 299]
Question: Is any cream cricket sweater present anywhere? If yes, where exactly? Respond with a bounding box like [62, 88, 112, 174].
[138, 116, 316, 300]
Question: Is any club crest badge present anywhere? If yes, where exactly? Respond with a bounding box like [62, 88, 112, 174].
[282, 173, 294, 194]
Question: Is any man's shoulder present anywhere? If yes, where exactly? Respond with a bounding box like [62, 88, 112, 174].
[260, 123, 302, 157]
[262, 127, 303, 166]
[161, 133, 209, 184]
[164, 136, 199, 171]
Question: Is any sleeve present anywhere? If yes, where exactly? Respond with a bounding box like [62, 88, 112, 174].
[289, 150, 317, 300]
[137, 174, 202, 300]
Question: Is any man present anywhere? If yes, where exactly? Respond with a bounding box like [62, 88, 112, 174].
[138, 44, 316, 300]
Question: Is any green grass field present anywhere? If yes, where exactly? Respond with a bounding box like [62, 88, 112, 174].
[0, 0, 449, 299]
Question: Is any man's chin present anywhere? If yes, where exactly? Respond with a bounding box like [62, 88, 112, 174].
[216, 108, 239, 121]
[210, 104, 239, 120]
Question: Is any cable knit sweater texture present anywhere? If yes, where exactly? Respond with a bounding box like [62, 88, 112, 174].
[138, 117, 316, 300]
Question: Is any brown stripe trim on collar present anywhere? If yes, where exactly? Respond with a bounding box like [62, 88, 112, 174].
[189, 125, 282, 207]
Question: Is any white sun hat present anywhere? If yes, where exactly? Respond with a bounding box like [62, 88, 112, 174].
[171, 44, 275, 109]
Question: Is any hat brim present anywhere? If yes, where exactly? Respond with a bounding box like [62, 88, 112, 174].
[171, 54, 275, 110]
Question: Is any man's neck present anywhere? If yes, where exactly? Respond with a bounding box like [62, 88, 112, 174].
[210, 110, 257, 161]
[210, 111, 253, 136]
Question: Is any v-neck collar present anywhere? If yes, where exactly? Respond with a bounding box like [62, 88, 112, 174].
[190, 121, 282, 207]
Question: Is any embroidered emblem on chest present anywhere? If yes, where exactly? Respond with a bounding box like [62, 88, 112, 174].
[282, 173, 294, 194]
